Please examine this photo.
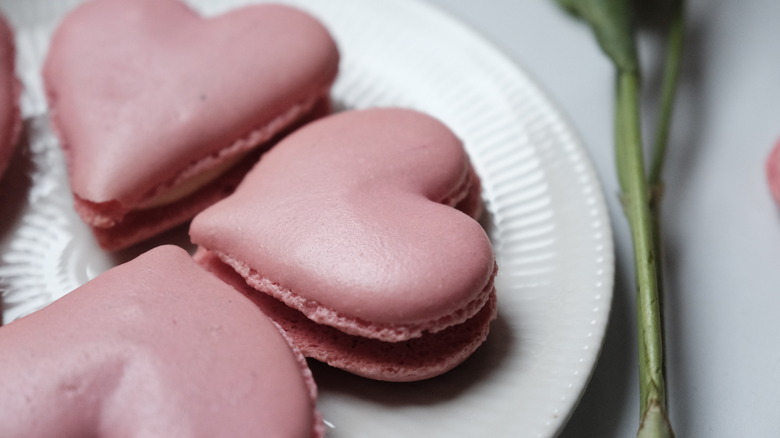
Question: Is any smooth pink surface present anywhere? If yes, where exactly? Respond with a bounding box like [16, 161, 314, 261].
[766, 138, 780, 205]
[191, 108, 496, 339]
[43, 0, 339, 207]
[0, 13, 20, 180]
[0, 246, 322, 438]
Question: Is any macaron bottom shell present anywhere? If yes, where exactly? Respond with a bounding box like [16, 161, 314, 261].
[196, 247, 498, 382]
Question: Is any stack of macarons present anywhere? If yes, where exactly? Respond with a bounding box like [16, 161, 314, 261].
[191, 108, 497, 382]
[43, 0, 340, 250]
[0, 0, 500, 435]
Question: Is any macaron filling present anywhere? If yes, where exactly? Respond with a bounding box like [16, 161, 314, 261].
[136, 150, 250, 210]
[85, 91, 328, 219]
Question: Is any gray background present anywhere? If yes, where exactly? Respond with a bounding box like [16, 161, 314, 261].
[423, 0, 780, 436]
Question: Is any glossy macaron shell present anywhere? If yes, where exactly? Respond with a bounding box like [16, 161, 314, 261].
[43, 0, 339, 208]
[0, 245, 322, 438]
[191, 108, 496, 340]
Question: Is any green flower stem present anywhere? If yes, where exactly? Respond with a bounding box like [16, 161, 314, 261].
[553, 1, 684, 435]
[649, 0, 685, 188]
[614, 71, 667, 421]
[639, 5, 684, 436]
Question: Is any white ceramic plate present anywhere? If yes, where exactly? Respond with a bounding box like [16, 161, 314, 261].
[0, 0, 614, 437]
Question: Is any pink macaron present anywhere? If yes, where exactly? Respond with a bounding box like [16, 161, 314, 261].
[766, 138, 780, 205]
[0, 13, 21, 181]
[0, 245, 323, 438]
[191, 108, 497, 381]
[43, 0, 339, 250]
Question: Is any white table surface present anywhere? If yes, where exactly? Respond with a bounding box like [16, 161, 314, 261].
[422, 0, 780, 436]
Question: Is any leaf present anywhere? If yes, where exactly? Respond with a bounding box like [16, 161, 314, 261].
[555, 0, 639, 73]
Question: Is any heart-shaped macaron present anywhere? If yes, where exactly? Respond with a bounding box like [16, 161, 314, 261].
[191, 108, 497, 381]
[0, 13, 20, 181]
[43, 0, 339, 250]
[766, 138, 780, 205]
[0, 246, 323, 438]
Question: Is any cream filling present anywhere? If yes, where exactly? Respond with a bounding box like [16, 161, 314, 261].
[137, 151, 249, 210]
[134, 92, 325, 211]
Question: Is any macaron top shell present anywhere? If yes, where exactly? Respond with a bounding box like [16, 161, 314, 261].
[44, 0, 339, 206]
[0, 245, 321, 438]
[191, 108, 495, 329]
